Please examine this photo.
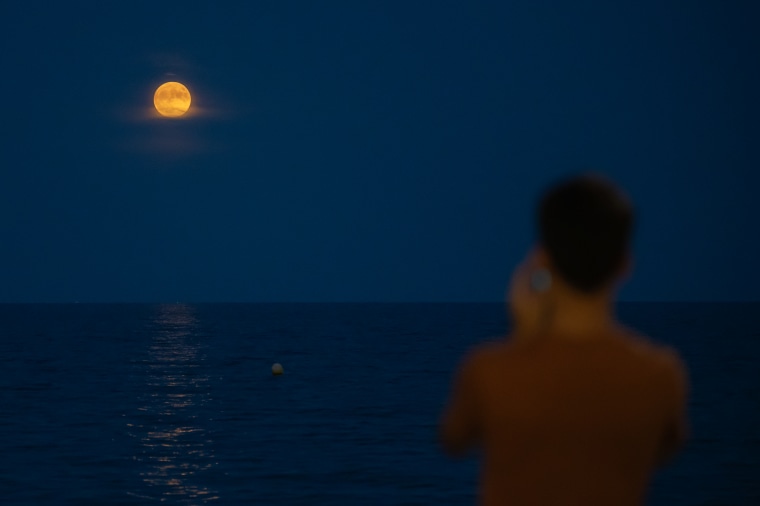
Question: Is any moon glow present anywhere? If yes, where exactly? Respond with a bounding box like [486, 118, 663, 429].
[154, 82, 191, 118]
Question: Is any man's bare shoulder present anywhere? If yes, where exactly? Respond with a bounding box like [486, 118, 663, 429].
[614, 326, 687, 374]
[460, 330, 686, 376]
[458, 338, 522, 371]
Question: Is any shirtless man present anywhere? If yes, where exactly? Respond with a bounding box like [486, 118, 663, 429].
[440, 174, 689, 506]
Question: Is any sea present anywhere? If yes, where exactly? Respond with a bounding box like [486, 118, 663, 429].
[0, 302, 758, 505]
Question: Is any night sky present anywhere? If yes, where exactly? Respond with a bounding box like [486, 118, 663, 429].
[1, 1, 757, 303]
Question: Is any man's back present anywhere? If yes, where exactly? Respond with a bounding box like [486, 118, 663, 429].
[443, 327, 689, 506]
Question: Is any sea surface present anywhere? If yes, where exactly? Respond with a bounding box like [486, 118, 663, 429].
[0, 303, 758, 505]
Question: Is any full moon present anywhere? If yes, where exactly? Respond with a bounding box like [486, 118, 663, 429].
[153, 82, 191, 118]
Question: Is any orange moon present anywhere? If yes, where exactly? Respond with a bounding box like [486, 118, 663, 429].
[153, 82, 191, 117]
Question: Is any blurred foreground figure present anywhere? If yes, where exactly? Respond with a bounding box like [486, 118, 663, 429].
[440, 174, 689, 506]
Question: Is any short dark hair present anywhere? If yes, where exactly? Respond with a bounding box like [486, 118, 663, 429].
[538, 173, 634, 294]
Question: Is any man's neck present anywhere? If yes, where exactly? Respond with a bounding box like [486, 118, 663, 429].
[543, 288, 617, 340]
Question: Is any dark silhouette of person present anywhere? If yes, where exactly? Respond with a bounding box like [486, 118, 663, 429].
[440, 173, 689, 506]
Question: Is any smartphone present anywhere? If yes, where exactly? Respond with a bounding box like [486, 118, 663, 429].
[530, 269, 552, 293]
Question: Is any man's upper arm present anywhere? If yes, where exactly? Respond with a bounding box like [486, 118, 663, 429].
[439, 349, 484, 457]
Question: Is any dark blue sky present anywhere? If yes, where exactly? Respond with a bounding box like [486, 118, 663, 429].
[1, 1, 757, 302]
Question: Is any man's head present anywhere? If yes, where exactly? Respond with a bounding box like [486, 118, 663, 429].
[537, 173, 634, 295]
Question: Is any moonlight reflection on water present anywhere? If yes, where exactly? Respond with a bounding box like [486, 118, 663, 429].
[128, 304, 218, 503]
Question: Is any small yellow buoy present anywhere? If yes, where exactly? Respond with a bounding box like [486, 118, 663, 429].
[271, 363, 284, 376]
